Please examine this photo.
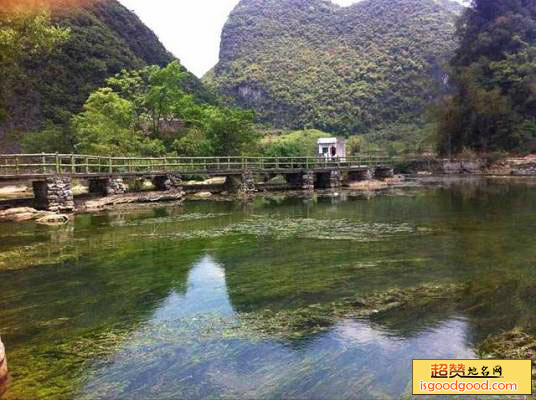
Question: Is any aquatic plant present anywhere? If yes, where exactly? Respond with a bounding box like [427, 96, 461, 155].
[239, 284, 464, 340]
[479, 328, 536, 393]
[140, 217, 429, 243]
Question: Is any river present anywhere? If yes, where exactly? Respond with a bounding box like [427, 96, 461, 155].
[1, 177, 535, 399]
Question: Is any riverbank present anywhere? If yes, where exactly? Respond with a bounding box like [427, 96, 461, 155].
[404, 154, 536, 176]
[4, 173, 536, 224]
[0, 175, 412, 222]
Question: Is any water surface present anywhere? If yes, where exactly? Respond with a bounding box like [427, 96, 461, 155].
[1, 178, 536, 399]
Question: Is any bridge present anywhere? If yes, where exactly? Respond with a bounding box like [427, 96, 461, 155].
[0, 154, 396, 212]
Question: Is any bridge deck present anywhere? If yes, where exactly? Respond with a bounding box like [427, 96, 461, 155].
[0, 154, 395, 181]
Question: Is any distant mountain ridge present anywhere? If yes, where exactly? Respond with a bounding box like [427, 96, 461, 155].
[205, 0, 463, 135]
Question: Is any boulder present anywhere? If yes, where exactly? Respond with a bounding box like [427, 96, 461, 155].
[193, 192, 213, 199]
[84, 190, 185, 210]
[442, 161, 463, 174]
[0, 207, 44, 222]
[36, 213, 71, 225]
[0, 208, 72, 224]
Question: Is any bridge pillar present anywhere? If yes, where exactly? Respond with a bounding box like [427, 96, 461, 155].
[224, 171, 256, 195]
[0, 336, 6, 398]
[315, 171, 342, 189]
[374, 167, 394, 180]
[152, 174, 182, 191]
[284, 171, 314, 190]
[348, 169, 373, 182]
[32, 177, 74, 212]
[88, 177, 126, 196]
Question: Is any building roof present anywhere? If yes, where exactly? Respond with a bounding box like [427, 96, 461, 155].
[317, 138, 338, 144]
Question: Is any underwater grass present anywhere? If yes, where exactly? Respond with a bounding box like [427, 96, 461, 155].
[478, 328, 536, 396]
[135, 217, 432, 242]
[238, 283, 464, 339]
[2, 283, 463, 399]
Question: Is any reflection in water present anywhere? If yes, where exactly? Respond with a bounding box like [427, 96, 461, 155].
[2, 179, 536, 398]
[79, 257, 475, 399]
[151, 254, 234, 321]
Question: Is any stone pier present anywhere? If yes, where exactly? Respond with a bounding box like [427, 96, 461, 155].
[32, 177, 74, 212]
[347, 169, 373, 182]
[285, 172, 315, 190]
[316, 171, 342, 189]
[224, 171, 256, 195]
[152, 174, 182, 191]
[374, 166, 395, 180]
[88, 177, 127, 196]
[0, 336, 7, 396]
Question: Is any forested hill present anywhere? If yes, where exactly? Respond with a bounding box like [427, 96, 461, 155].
[1, 0, 212, 149]
[204, 0, 463, 135]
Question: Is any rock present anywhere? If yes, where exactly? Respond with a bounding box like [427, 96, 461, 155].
[36, 213, 71, 225]
[329, 171, 342, 188]
[205, 177, 226, 185]
[0, 207, 44, 222]
[0, 185, 28, 195]
[84, 190, 185, 210]
[193, 192, 213, 199]
[442, 161, 463, 174]
[348, 180, 388, 191]
[89, 177, 127, 195]
[33, 178, 74, 212]
[442, 160, 484, 174]
[384, 175, 405, 185]
[0, 207, 73, 224]
[461, 160, 484, 173]
[511, 163, 536, 176]
[151, 174, 182, 191]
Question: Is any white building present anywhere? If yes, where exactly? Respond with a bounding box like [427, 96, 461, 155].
[317, 138, 346, 159]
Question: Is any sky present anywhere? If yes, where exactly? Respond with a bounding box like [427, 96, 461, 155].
[118, 0, 466, 78]
[118, 0, 364, 78]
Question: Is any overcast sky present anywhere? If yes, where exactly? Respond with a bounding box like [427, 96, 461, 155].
[118, 0, 466, 78]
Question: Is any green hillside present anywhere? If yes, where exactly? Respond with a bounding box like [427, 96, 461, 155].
[0, 0, 213, 151]
[205, 0, 462, 136]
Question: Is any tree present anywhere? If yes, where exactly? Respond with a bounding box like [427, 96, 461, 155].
[259, 129, 328, 157]
[171, 128, 213, 157]
[107, 61, 204, 142]
[0, 2, 70, 122]
[72, 88, 165, 156]
[203, 107, 258, 156]
[20, 121, 76, 153]
[438, 0, 536, 154]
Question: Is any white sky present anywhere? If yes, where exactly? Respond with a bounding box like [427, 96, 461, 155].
[118, 0, 364, 78]
[118, 0, 466, 78]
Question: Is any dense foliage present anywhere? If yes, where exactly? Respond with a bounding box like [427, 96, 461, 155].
[22, 62, 258, 157]
[259, 129, 329, 157]
[437, 0, 536, 154]
[0, 1, 70, 132]
[0, 0, 213, 152]
[205, 0, 462, 137]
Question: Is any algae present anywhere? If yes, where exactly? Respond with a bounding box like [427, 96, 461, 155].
[239, 283, 464, 340]
[478, 328, 536, 391]
[138, 217, 429, 242]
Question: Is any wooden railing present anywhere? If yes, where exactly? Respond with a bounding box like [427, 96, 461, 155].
[0, 154, 396, 177]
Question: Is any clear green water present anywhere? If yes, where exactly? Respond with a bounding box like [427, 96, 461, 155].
[1, 178, 536, 399]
